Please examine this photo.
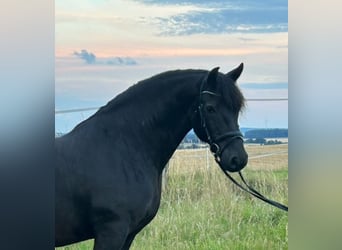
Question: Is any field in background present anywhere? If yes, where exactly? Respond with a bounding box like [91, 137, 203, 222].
[169, 143, 288, 173]
[56, 144, 288, 250]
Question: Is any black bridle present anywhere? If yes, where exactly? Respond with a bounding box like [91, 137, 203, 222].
[198, 90, 244, 162]
[198, 89, 288, 212]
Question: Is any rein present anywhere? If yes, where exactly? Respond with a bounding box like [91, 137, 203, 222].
[198, 89, 288, 212]
[220, 168, 288, 212]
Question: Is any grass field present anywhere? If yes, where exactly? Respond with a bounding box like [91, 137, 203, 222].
[56, 144, 288, 250]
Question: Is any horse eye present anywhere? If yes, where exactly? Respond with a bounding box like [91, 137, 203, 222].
[206, 105, 215, 113]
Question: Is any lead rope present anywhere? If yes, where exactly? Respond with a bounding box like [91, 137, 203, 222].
[216, 158, 288, 212]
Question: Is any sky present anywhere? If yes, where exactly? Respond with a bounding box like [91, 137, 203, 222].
[55, 0, 288, 134]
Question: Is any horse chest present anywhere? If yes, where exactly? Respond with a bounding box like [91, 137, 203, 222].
[130, 186, 162, 232]
[128, 178, 162, 223]
[89, 168, 162, 225]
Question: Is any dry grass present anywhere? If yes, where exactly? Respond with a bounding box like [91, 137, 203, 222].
[169, 143, 288, 174]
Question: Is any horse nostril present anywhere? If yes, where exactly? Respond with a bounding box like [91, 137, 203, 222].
[231, 156, 239, 166]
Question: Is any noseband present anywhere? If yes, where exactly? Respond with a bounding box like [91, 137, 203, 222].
[197, 86, 288, 212]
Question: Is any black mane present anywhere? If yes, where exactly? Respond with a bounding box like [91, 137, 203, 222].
[100, 69, 207, 113]
[71, 69, 207, 132]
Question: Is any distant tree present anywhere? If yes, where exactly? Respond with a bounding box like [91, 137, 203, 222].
[264, 139, 282, 145]
[245, 129, 288, 139]
[245, 138, 266, 145]
[255, 138, 266, 144]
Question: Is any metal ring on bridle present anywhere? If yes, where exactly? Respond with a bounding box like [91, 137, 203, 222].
[209, 143, 220, 155]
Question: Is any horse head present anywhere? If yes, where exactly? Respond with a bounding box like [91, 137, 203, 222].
[192, 63, 248, 172]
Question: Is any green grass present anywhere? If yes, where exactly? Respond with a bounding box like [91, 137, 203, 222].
[131, 167, 288, 250]
[56, 166, 288, 250]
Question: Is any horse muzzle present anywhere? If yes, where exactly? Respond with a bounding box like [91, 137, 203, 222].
[211, 135, 248, 172]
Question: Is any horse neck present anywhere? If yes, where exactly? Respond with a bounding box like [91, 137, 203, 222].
[125, 72, 204, 172]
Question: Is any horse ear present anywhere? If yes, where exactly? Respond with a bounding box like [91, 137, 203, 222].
[205, 67, 220, 89]
[207, 67, 220, 83]
[226, 63, 243, 81]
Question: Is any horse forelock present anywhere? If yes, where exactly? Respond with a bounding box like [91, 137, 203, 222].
[219, 74, 246, 113]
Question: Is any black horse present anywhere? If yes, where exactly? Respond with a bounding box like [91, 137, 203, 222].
[55, 63, 248, 249]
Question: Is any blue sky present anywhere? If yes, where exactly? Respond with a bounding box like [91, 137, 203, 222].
[56, 0, 288, 133]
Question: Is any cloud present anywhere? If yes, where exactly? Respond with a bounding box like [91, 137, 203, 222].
[135, 0, 287, 35]
[73, 50, 96, 64]
[133, 0, 220, 5]
[135, 0, 287, 9]
[73, 49, 138, 66]
[155, 8, 287, 36]
[106, 57, 137, 66]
